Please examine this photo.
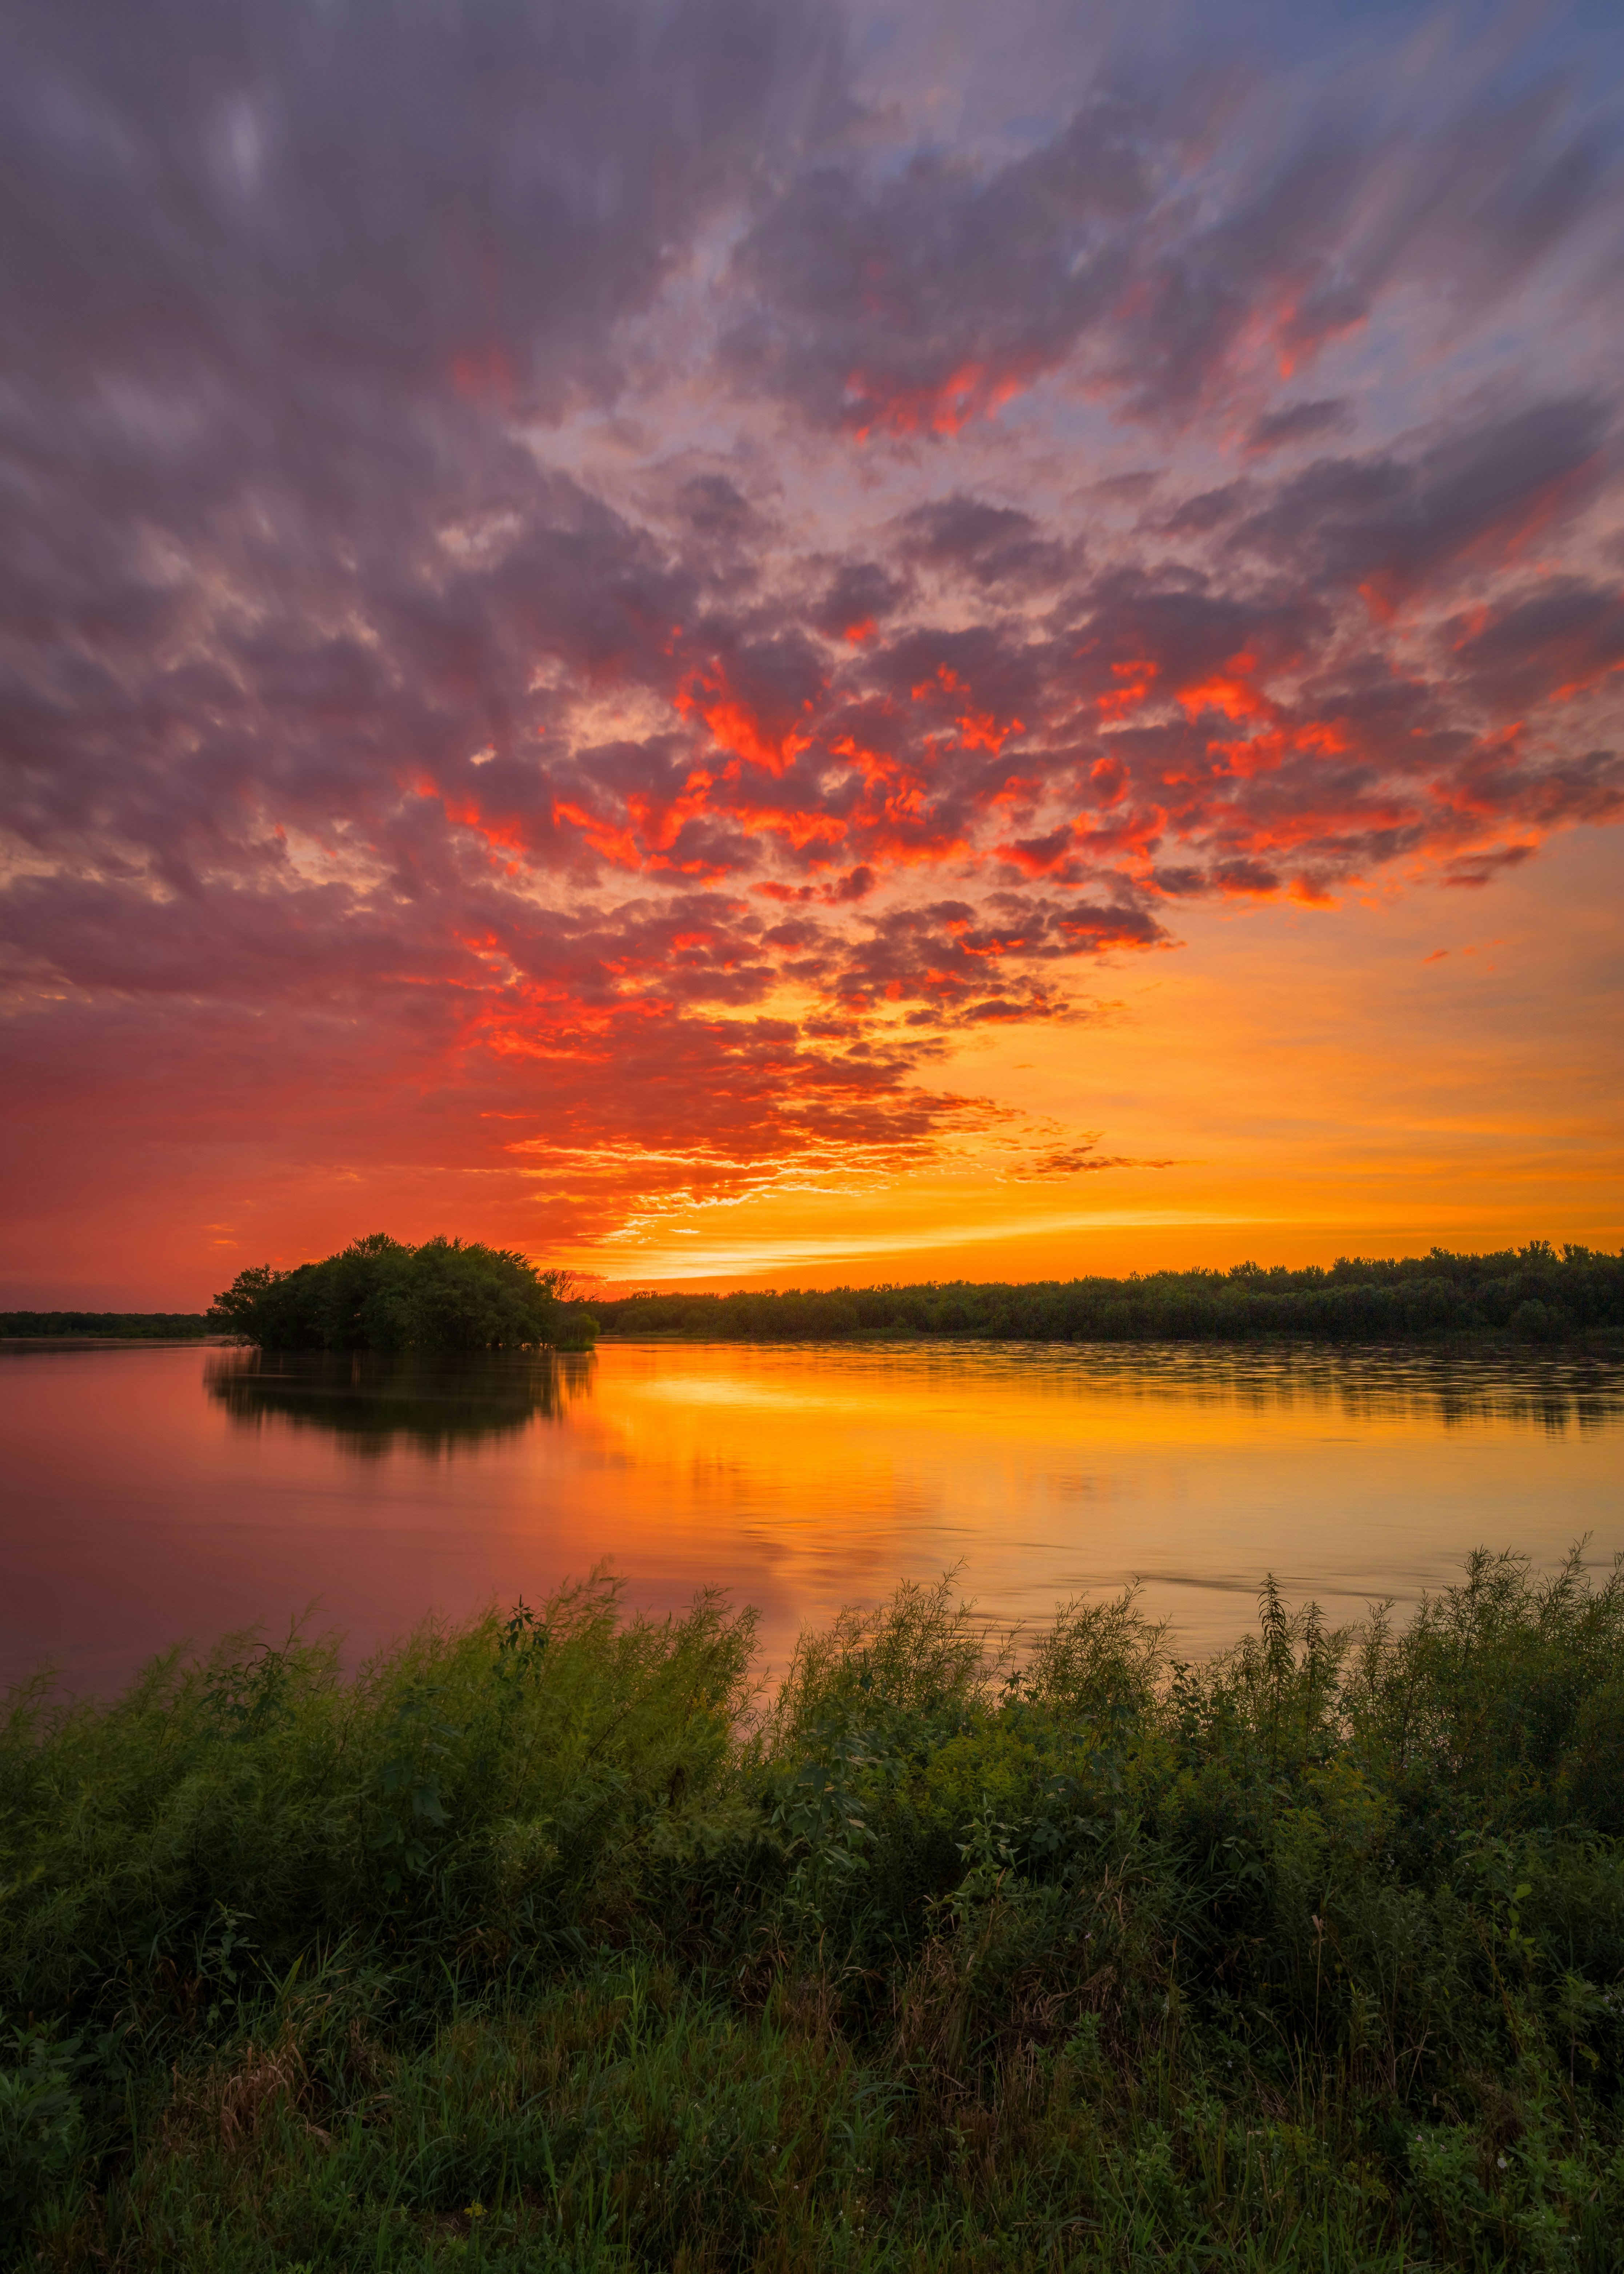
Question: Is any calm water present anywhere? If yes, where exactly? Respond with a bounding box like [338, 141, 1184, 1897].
[3, 1338, 1621, 1694]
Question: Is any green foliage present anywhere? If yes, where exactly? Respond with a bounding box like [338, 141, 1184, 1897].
[0, 2033, 84, 2241]
[595, 1240, 1624, 1347]
[209, 1235, 594, 1352]
[5, 1549, 1624, 2266]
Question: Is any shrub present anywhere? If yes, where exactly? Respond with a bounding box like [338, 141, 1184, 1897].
[4, 1548, 1624, 2267]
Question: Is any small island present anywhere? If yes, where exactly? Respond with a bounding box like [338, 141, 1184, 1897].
[209, 1234, 599, 1352]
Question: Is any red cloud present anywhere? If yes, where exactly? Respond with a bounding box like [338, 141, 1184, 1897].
[1, 0, 1621, 1286]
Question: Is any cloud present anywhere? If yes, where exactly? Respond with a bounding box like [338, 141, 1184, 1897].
[1440, 843, 1539, 888]
[1246, 399, 1354, 456]
[1, 0, 1621, 1272]
[720, 100, 1151, 436]
[1448, 578, 1624, 716]
[0, 0, 848, 417]
[1231, 398, 1611, 611]
[897, 495, 1075, 588]
[723, 12, 1621, 438]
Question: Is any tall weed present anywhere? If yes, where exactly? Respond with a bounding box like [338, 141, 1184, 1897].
[4, 1548, 1624, 2267]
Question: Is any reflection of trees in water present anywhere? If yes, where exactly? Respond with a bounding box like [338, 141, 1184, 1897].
[205, 1341, 1623, 1451]
[1213, 1348, 1624, 1435]
[872, 1343, 1624, 1436]
[204, 1349, 595, 1456]
[1160, 1348, 1624, 1436]
[1076, 1346, 1624, 1435]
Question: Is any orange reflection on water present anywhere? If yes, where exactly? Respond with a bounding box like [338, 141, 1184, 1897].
[1, 1340, 1619, 1694]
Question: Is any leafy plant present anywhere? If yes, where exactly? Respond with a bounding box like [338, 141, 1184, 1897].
[4, 1548, 1624, 2267]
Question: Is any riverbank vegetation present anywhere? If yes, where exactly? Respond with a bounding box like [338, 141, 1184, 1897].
[4, 1548, 1624, 2269]
[18, 1244, 1618, 1356]
[595, 1243, 1624, 1348]
[210, 1237, 598, 1352]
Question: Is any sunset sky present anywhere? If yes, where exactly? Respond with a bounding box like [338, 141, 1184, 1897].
[2, 0, 1621, 1308]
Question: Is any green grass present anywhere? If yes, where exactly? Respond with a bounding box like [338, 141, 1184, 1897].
[5, 1550, 1624, 2269]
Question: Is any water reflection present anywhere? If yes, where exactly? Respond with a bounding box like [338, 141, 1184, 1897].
[603, 1338, 1624, 1437]
[5, 1336, 1621, 1697]
[204, 1347, 596, 1456]
[192, 1336, 1624, 1456]
[911, 1342, 1624, 1435]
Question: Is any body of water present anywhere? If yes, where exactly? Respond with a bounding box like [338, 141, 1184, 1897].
[3, 1337, 1620, 1693]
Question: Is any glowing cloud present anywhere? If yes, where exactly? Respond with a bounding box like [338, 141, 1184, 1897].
[1, 0, 1620, 1299]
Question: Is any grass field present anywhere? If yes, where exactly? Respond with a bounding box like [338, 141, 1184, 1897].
[4, 1547, 1623, 2269]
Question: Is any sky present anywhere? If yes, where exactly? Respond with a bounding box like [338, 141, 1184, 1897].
[2, 0, 1621, 1309]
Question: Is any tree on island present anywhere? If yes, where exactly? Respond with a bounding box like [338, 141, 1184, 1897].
[210, 1234, 597, 1351]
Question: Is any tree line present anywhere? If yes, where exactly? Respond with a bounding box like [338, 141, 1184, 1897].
[593, 1242, 1623, 1345]
[17, 1241, 1616, 1352]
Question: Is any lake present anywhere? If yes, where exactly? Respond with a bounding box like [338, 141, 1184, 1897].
[3, 1337, 1621, 1694]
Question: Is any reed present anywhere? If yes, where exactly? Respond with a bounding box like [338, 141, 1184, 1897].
[4, 1549, 1623, 2269]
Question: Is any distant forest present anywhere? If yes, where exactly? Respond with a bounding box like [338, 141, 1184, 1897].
[594, 1243, 1624, 1346]
[11, 1243, 1620, 1348]
[0, 1310, 210, 1339]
